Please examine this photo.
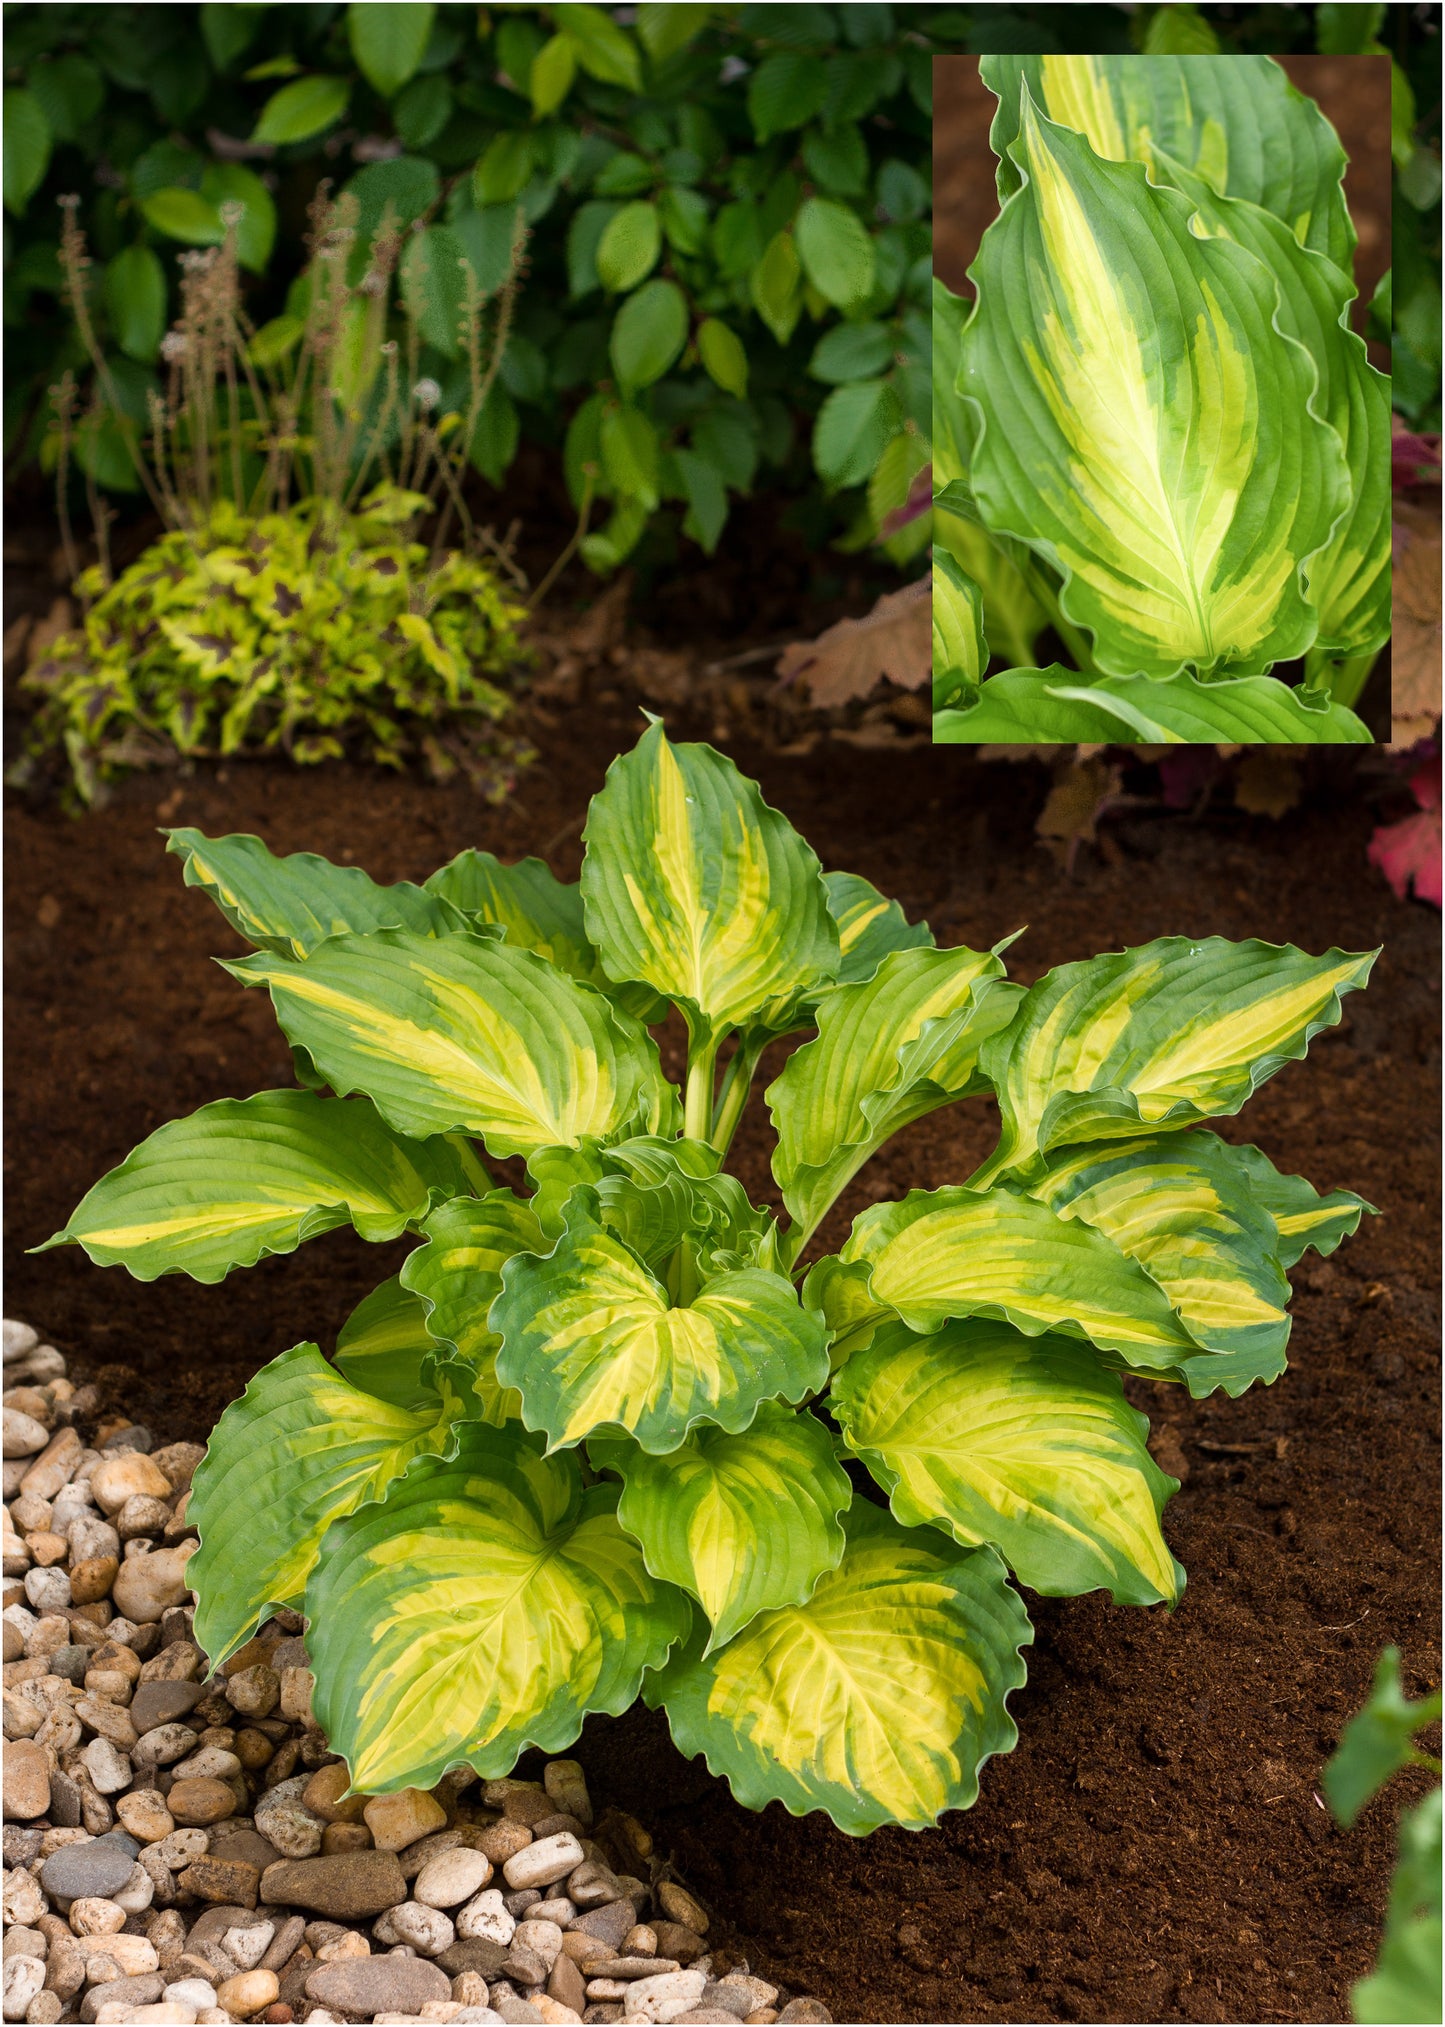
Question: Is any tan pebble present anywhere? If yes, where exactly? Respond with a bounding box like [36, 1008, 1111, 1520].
[654, 1883, 708, 1935]
[138, 1640, 202, 1686]
[226, 1664, 281, 1718]
[82, 1931, 160, 1976]
[112, 1544, 198, 1625]
[216, 1969, 281, 2017]
[363, 1787, 448, 1852]
[69, 1550, 120, 1602]
[314, 1931, 370, 1962]
[76, 1695, 139, 1749]
[26, 1530, 70, 1566]
[117, 1794, 177, 1849]
[302, 1761, 368, 1824]
[19, 1427, 81, 1501]
[167, 1777, 237, 1826]
[477, 1819, 533, 1865]
[278, 1665, 314, 1725]
[68, 1896, 128, 1937]
[622, 1927, 657, 1956]
[117, 1494, 174, 1541]
[89, 1452, 174, 1515]
[319, 1822, 374, 1855]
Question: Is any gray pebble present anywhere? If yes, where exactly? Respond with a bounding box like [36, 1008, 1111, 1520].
[40, 1839, 136, 1902]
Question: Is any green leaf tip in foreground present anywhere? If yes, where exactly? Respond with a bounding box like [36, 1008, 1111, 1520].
[37, 1090, 478, 1283]
[1324, 1648, 1444, 1829]
[593, 1405, 850, 1654]
[832, 1318, 1183, 1606]
[841, 1186, 1202, 1371]
[768, 945, 1020, 1244]
[307, 1422, 691, 1792]
[188, 1341, 460, 1668]
[580, 721, 839, 1051]
[934, 670, 1372, 746]
[959, 91, 1349, 681]
[822, 871, 934, 986]
[227, 930, 677, 1157]
[979, 937, 1378, 1180]
[981, 53, 1354, 271]
[494, 1209, 829, 1454]
[1354, 1789, 1443, 2027]
[647, 1500, 1032, 1835]
[399, 1191, 548, 1425]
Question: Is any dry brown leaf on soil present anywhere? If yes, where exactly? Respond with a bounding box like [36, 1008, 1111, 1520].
[1036, 756, 1123, 869]
[1233, 751, 1303, 819]
[1391, 498, 1442, 750]
[775, 576, 930, 706]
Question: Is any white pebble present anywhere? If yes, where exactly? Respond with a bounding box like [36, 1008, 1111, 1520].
[389, 1900, 456, 1956]
[513, 1919, 563, 1969]
[113, 1861, 156, 1914]
[164, 1983, 218, 2010]
[501, 1832, 585, 1891]
[83, 1738, 133, 1794]
[69, 1897, 127, 1937]
[221, 1922, 274, 1970]
[2, 1408, 49, 1458]
[3, 1321, 40, 1361]
[1, 1953, 45, 2021]
[67, 1513, 120, 1562]
[22, 1565, 70, 1613]
[414, 1846, 493, 1909]
[620, 1970, 708, 2023]
[456, 1887, 515, 1945]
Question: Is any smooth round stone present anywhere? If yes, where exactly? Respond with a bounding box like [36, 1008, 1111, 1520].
[2, 1738, 50, 1819]
[69, 1896, 128, 1936]
[214, 1969, 279, 2018]
[514, 1920, 564, 1970]
[414, 1847, 494, 1909]
[304, 1955, 451, 2015]
[300, 1762, 367, 1825]
[389, 1900, 455, 1955]
[89, 1454, 173, 1517]
[112, 1546, 196, 1626]
[1, 1956, 45, 2019]
[532, 1898, 574, 1929]
[3, 1407, 49, 1457]
[617, 1969, 707, 2022]
[164, 1982, 219, 2011]
[502, 1834, 585, 1892]
[129, 1681, 205, 1735]
[542, 1761, 593, 1830]
[166, 1778, 236, 1827]
[23, 1564, 70, 1613]
[224, 1666, 280, 1719]
[116, 1791, 176, 1844]
[42, 1839, 136, 1902]
[655, 1884, 708, 1936]
[83, 1738, 133, 1794]
[457, 1889, 516, 1946]
[81, 1931, 160, 1976]
[171, 1747, 242, 1783]
[221, 1923, 275, 1970]
[258, 1849, 408, 1919]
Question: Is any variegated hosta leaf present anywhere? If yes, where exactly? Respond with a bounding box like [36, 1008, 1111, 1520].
[981, 53, 1354, 271]
[933, 274, 975, 488]
[166, 827, 465, 956]
[424, 848, 669, 1025]
[1223, 1140, 1374, 1269]
[189, 1342, 461, 1666]
[978, 936, 1377, 1179]
[1153, 152, 1390, 661]
[399, 1193, 549, 1426]
[840, 1187, 1201, 1371]
[934, 668, 1372, 745]
[768, 947, 1022, 1246]
[932, 549, 987, 713]
[336, 1276, 440, 1411]
[591, 1404, 850, 1652]
[1027, 1132, 1297, 1396]
[307, 1423, 691, 1792]
[823, 871, 934, 987]
[228, 931, 678, 1157]
[933, 500, 1049, 674]
[493, 1209, 829, 1454]
[646, 1500, 1031, 1835]
[831, 1318, 1183, 1605]
[580, 721, 839, 1044]
[959, 95, 1349, 680]
[39, 1090, 479, 1283]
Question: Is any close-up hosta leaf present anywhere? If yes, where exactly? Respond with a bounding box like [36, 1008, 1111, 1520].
[189, 1341, 462, 1666]
[933, 498, 1049, 674]
[1026, 1132, 1297, 1395]
[229, 931, 677, 1156]
[39, 1090, 481, 1282]
[308, 1423, 691, 1792]
[832, 1318, 1183, 1605]
[840, 1186, 1201, 1370]
[400, 1193, 549, 1424]
[592, 1403, 850, 1652]
[494, 1208, 829, 1453]
[982, 53, 1355, 270]
[1222, 1140, 1374, 1268]
[823, 871, 934, 987]
[335, 1276, 439, 1412]
[959, 94, 1349, 680]
[769, 946, 1021, 1244]
[932, 548, 987, 712]
[166, 826, 465, 956]
[979, 937, 1377, 1179]
[934, 668, 1372, 744]
[647, 1500, 1032, 1835]
[580, 721, 839, 1046]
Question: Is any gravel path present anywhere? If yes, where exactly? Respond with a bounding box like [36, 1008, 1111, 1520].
[3, 1319, 834, 2027]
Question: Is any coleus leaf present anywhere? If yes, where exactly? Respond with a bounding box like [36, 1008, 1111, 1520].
[768, 946, 1022, 1244]
[580, 721, 839, 1047]
[37, 1090, 482, 1283]
[958, 93, 1350, 680]
[981, 52, 1355, 271]
[934, 668, 1372, 744]
[834, 1185, 1201, 1371]
[494, 1205, 829, 1453]
[165, 827, 465, 955]
[832, 1317, 1183, 1605]
[188, 1341, 466, 1667]
[307, 1423, 691, 1791]
[647, 1500, 1032, 1835]
[227, 931, 678, 1157]
[591, 1403, 850, 1652]
[977, 936, 1378, 1179]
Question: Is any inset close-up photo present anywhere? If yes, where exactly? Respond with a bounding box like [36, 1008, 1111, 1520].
[933, 48, 1396, 744]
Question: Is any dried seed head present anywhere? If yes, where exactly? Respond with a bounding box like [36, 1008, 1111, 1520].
[412, 377, 441, 411]
[160, 332, 190, 362]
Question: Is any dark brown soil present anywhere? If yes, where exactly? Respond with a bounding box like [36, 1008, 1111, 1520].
[4, 705, 1439, 2025]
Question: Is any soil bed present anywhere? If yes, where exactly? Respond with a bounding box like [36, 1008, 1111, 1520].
[5, 710, 1440, 2026]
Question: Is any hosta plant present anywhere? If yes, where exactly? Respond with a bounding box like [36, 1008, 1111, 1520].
[933, 52, 1390, 744]
[45, 724, 1377, 1832]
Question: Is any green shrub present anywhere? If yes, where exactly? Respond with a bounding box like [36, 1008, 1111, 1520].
[47, 722, 1377, 1832]
[18, 485, 529, 805]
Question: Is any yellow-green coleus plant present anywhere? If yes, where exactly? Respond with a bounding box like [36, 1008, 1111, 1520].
[933, 52, 1390, 745]
[44, 724, 1378, 1834]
